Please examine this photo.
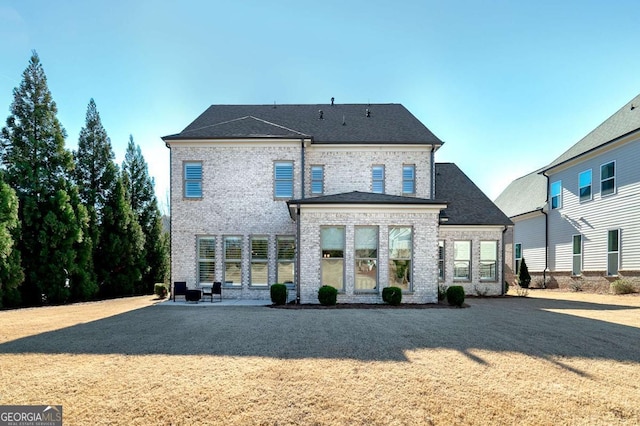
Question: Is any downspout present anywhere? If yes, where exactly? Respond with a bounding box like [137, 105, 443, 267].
[164, 139, 173, 287]
[430, 146, 435, 199]
[501, 225, 508, 295]
[542, 171, 549, 287]
[295, 139, 306, 304]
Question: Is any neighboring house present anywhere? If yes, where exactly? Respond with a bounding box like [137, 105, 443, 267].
[163, 102, 511, 303]
[496, 94, 640, 290]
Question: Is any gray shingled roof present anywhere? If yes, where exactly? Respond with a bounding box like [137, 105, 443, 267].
[163, 103, 443, 145]
[494, 169, 547, 218]
[435, 163, 512, 226]
[545, 93, 640, 170]
[288, 191, 445, 205]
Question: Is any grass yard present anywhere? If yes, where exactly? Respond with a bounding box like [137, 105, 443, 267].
[1, 291, 639, 425]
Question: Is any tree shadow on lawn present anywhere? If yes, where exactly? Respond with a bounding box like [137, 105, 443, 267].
[1, 297, 639, 369]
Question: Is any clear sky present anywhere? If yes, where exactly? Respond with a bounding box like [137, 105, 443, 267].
[2, 0, 640, 213]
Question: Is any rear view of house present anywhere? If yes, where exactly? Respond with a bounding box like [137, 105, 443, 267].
[163, 101, 511, 303]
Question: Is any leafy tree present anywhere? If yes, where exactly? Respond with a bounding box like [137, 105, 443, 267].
[0, 174, 24, 307]
[518, 257, 531, 289]
[0, 51, 85, 305]
[95, 174, 144, 298]
[122, 136, 168, 292]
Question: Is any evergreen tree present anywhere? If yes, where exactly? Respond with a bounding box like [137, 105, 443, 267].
[95, 174, 144, 298]
[0, 51, 84, 305]
[0, 174, 24, 307]
[518, 257, 531, 288]
[122, 136, 168, 293]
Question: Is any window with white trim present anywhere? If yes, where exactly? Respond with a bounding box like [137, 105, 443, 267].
[572, 234, 582, 276]
[250, 236, 268, 287]
[607, 229, 620, 276]
[197, 236, 215, 284]
[550, 180, 562, 209]
[321, 227, 345, 290]
[438, 240, 445, 280]
[372, 165, 385, 194]
[389, 226, 412, 290]
[454, 241, 471, 280]
[274, 161, 294, 198]
[601, 161, 616, 196]
[276, 236, 295, 284]
[480, 241, 497, 281]
[224, 236, 242, 286]
[355, 226, 378, 292]
[310, 165, 324, 195]
[515, 243, 522, 274]
[579, 170, 592, 202]
[184, 162, 202, 198]
[402, 165, 415, 194]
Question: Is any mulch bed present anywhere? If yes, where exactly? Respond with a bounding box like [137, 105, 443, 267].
[268, 302, 469, 309]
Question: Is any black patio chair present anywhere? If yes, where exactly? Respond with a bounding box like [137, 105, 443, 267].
[212, 281, 222, 302]
[172, 281, 187, 302]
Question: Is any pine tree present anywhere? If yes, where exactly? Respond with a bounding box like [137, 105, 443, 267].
[0, 174, 24, 307]
[122, 136, 168, 293]
[0, 51, 84, 305]
[95, 174, 144, 298]
[518, 257, 531, 289]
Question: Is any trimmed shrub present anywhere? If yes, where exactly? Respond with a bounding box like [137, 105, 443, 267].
[518, 258, 531, 288]
[610, 279, 636, 295]
[318, 285, 338, 306]
[446, 285, 465, 307]
[382, 286, 402, 305]
[270, 283, 288, 305]
[154, 283, 168, 299]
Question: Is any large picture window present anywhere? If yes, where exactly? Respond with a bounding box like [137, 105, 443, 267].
[389, 226, 412, 290]
[579, 170, 592, 202]
[274, 161, 294, 198]
[355, 227, 378, 292]
[224, 236, 242, 286]
[198, 236, 215, 284]
[480, 241, 497, 281]
[572, 234, 582, 276]
[321, 227, 344, 290]
[250, 236, 268, 287]
[550, 180, 562, 209]
[607, 229, 620, 276]
[276, 236, 295, 284]
[184, 162, 202, 198]
[601, 161, 616, 196]
[454, 241, 471, 280]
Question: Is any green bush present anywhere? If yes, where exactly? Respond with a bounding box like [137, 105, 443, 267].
[610, 279, 636, 295]
[270, 283, 288, 305]
[318, 285, 338, 306]
[446, 286, 465, 307]
[518, 258, 531, 288]
[154, 283, 168, 299]
[382, 286, 402, 305]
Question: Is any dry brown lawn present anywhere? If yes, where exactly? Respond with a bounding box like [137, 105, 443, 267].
[1, 291, 640, 425]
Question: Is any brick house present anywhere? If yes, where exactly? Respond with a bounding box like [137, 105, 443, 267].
[163, 102, 511, 303]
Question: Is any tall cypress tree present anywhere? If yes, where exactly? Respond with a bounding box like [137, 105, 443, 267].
[122, 136, 168, 293]
[0, 173, 24, 307]
[0, 51, 85, 305]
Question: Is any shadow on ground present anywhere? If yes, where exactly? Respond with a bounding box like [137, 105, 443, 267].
[1, 297, 639, 366]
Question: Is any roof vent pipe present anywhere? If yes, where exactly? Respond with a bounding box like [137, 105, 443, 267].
[342, 115, 346, 126]
[366, 108, 371, 118]
[331, 97, 334, 106]
[319, 110, 324, 119]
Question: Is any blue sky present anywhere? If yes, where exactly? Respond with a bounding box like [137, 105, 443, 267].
[2, 0, 640, 213]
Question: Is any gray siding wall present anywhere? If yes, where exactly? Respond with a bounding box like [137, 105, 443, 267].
[513, 214, 546, 272]
[547, 138, 640, 273]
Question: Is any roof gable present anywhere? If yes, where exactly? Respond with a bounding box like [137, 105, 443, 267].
[494, 169, 547, 218]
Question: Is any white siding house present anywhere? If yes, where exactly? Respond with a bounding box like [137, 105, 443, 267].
[164, 102, 512, 303]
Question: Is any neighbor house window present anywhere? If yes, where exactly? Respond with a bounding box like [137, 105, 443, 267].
[389, 226, 412, 290]
[454, 241, 471, 280]
[480, 241, 498, 281]
[607, 229, 620, 276]
[572, 234, 582, 276]
[579, 170, 592, 202]
[224, 236, 242, 285]
[276, 236, 295, 284]
[372, 165, 385, 194]
[550, 180, 562, 209]
[601, 161, 616, 196]
[250, 236, 268, 287]
[184, 161, 202, 198]
[311, 165, 324, 195]
[515, 243, 522, 274]
[438, 240, 445, 280]
[197, 236, 215, 284]
[355, 226, 378, 292]
[274, 161, 294, 198]
[402, 165, 415, 194]
[321, 227, 345, 290]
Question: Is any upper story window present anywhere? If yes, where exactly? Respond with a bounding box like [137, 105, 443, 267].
[372, 165, 385, 194]
[311, 165, 324, 195]
[550, 180, 562, 209]
[601, 161, 616, 197]
[274, 161, 294, 198]
[579, 169, 592, 202]
[402, 165, 415, 195]
[184, 162, 202, 198]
